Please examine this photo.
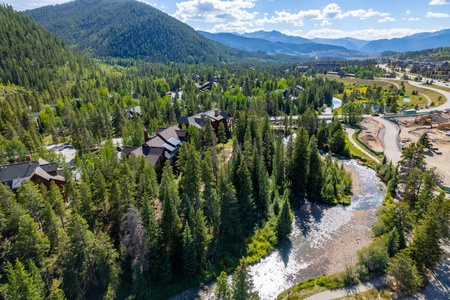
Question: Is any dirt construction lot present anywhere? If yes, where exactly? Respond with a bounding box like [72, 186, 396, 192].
[398, 113, 450, 185]
[358, 118, 384, 153]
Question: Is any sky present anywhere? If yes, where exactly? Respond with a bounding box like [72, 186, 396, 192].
[5, 0, 450, 40]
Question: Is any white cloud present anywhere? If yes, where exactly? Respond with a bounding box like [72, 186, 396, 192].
[426, 11, 450, 17]
[378, 16, 395, 23]
[300, 28, 436, 40]
[263, 4, 390, 27]
[7, 0, 71, 11]
[408, 17, 420, 21]
[173, 0, 257, 23]
[339, 9, 389, 20]
[429, 0, 450, 5]
[209, 21, 262, 33]
[406, 9, 411, 14]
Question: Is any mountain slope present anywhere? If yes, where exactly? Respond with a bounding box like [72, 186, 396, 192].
[241, 30, 312, 44]
[311, 37, 369, 51]
[362, 29, 450, 52]
[25, 0, 261, 64]
[0, 4, 93, 90]
[199, 31, 374, 59]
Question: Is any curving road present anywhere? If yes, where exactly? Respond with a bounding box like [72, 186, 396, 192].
[408, 80, 450, 112]
[346, 128, 381, 164]
[305, 277, 387, 300]
[373, 117, 402, 165]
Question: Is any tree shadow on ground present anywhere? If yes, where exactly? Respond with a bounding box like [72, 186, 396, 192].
[293, 200, 325, 236]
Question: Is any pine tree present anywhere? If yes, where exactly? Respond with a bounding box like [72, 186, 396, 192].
[203, 120, 217, 149]
[252, 152, 269, 223]
[12, 213, 50, 268]
[178, 143, 202, 210]
[306, 136, 323, 201]
[387, 249, 422, 293]
[231, 258, 259, 300]
[215, 271, 231, 300]
[182, 222, 197, 277]
[410, 217, 442, 271]
[273, 135, 285, 191]
[276, 192, 292, 241]
[261, 115, 274, 175]
[202, 150, 218, 227]
[218, 122, 227, 144]
[217, 170, 243, 255]
[290, 127, 309, 199]
[234, 159, 256, 236]
[132, 266, 150, 300]
[5, 259, 44, 300]
[48, 279, 66, 300]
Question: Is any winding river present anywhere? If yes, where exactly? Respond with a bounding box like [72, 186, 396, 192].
[250, 160, 385, 299]
[173, 159, 386, 300]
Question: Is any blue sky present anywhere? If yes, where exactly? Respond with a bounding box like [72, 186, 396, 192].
[6, 0, 450, 40]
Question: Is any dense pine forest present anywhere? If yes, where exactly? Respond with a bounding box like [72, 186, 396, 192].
[2, 3, 450, 300]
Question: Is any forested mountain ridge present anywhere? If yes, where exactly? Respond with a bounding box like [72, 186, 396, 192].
[25, 0, 298, 64]
[199, 31, 376, 60]
[0, 4, 94, 90]
[383, 47, 450, 62]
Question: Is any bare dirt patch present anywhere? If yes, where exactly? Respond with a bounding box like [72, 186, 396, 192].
[398, 114, 450, 185]
[358, 118, 384, 153]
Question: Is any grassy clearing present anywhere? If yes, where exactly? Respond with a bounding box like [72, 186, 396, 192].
[387, 80, 447, 108]
[319, 74, 393, 87]
[277, 271, 358, 300]
[216, 138, 233, 165]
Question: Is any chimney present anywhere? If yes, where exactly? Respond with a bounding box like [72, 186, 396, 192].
[144, 129, 149, 142]
[214, 108, 220, 117]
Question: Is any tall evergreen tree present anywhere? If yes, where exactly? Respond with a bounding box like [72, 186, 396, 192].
[273, 135, 285, 192]
[231, 258, 259, 300]
[4, 259, 44, 300]
[387, 249, 422, 294]
[178, 143, 202, 210]
[252, 152, 270, 223]
[276, 193, 293, 241]
[290, 127, 309, 199]
[215, 271, 232, 300]
[410, 217, 442, 271]
[217, 170, 243, 256]
[234, 159, 256, 236]
[11, 213, 50, 269]
[182, 222, 197, 277]
[306, 135, 323, 201]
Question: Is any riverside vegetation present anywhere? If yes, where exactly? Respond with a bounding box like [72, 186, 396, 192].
[278, 141, 450, 299]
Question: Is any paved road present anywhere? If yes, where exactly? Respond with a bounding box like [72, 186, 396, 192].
[346, 128, 381, 164]
[408, 80, 450, 112]
[305, 277, 387, 300]
[374, 117, 401, 165]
